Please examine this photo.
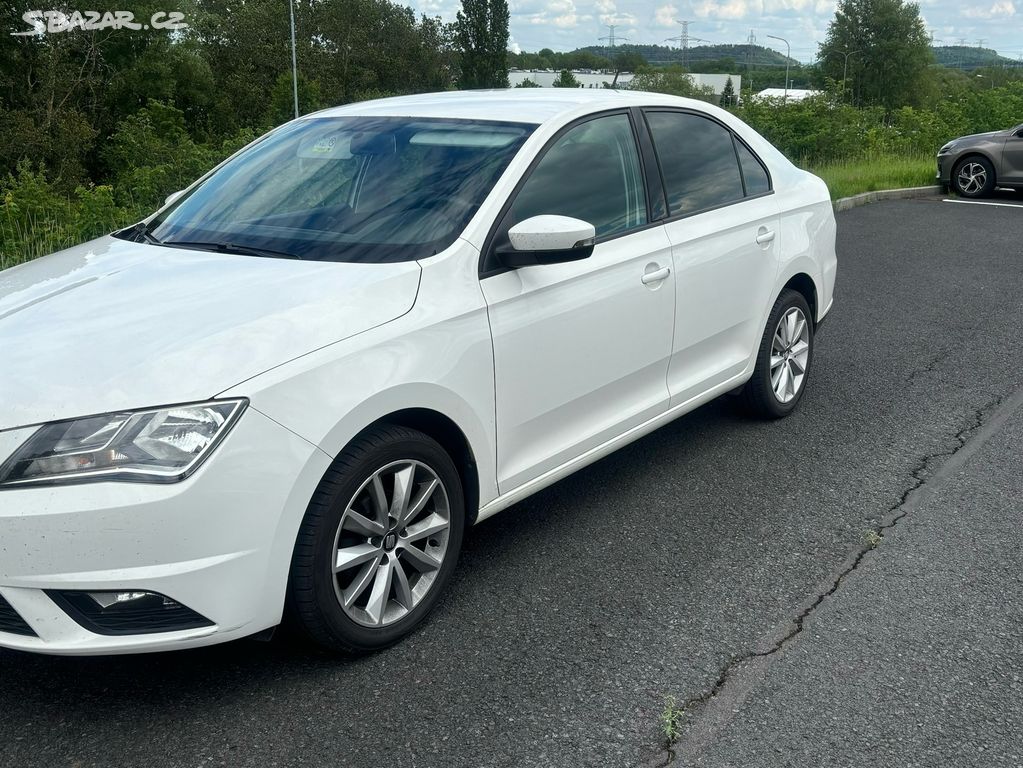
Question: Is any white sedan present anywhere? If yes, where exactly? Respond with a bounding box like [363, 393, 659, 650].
[0, 90, 837, 655]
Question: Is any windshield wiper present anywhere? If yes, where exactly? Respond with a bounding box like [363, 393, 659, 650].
[161, 241, 303, 260]
[122, 221, 162, 244]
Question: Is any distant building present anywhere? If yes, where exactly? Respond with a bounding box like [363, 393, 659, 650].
[507, 70, 742, 96]
[754, 88, 820, 102]
[508, 70, 633, 89]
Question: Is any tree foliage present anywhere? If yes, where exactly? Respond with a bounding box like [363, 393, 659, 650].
[720, 77, 736, 107]
[553, 70, 580, 88]
[818, 0, 934, 109]
[454, 0, 509, 89]
[629, 67, 716, 102]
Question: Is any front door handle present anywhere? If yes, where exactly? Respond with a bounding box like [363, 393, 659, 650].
[641, 265, 671, 285]
[756, 228, 776, 245]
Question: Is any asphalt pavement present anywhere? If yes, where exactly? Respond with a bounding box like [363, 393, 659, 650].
[1, 193, 1022, 768]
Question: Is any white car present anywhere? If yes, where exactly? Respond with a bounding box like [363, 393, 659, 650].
[0, 90, 837, 655]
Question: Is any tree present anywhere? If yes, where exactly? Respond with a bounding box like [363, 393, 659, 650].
[454, 0, 510, 89]
[553, 70, 580, 88]
[629, 67, 715, 101]
[719, 76, 736, 107]
[818, 0, 934, 109]
[610, 51, 645, 87]
[515, 78, 542, 88]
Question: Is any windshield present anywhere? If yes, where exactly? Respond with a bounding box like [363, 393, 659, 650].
[130, 117, 534, 262]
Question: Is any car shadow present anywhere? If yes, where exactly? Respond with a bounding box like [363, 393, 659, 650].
[0, 396, 761, 712]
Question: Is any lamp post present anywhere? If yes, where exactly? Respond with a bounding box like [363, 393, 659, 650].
[289, 0, 299, 119]
[841, 48, 861, 103]
[825, 48, 862, 102]
[766, 34, 790, 102]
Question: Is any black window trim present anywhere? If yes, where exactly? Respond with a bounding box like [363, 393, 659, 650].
[732, 131, 774, 198]
[479, 108, 662, 279]
[640, 107, 775, 226]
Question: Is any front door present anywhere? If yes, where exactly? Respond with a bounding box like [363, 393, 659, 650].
[481, 112, 675, 492]
[1000, 129, 1023, 185]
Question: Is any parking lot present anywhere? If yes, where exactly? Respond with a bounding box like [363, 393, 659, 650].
[1, 194, 1022, 768]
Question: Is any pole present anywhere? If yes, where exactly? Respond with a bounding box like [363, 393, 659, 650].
[826, 47, 859, 102]
[766, 34, 790, 101]
[289, 0, 299, 119]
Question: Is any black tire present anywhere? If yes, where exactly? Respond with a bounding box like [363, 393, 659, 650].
[286, 424, 465, 653]
[951, 156, 996, 198]
[740, 289, 814, 419]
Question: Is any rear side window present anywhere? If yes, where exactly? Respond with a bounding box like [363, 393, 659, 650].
[506, 113, 647, 238]
[735, 139, 771, 196]
[645, 111, 745, 216]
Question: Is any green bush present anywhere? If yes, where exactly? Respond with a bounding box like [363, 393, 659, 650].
[0, 163, 139, 269]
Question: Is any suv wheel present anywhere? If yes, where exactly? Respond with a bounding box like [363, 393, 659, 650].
[952, 156, 996, 198]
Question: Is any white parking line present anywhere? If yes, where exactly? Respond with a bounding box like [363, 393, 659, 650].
[942, 199, 1023, 209]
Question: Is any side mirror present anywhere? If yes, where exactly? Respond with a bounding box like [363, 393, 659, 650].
[497, 215, 596, 268]
[164, 189, 186, 207]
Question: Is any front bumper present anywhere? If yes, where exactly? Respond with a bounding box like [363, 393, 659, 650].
[937, 153, 953, 185]
[0, 408, 330, 655]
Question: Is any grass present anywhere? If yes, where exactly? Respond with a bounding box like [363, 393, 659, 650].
[805, 154, 937, 200]
[660, 695, 687, 745]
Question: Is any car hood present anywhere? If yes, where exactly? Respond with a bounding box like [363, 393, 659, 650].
[0, 237, 422, 430]
[955, 130, 1007, 144]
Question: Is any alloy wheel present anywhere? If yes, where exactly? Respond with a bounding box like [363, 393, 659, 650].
[957, 162, 988, 196]
[332, 460, 451, 627]
[770, 307, 810, 404]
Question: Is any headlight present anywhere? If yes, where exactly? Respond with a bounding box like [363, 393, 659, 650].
[938, 142, 958, 154]
[0, 400, 246, 487]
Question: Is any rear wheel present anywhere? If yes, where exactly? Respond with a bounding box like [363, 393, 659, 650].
[740, 289, 814, 419]
[952, 156, 995, 198]
[287, 424, 464, 653]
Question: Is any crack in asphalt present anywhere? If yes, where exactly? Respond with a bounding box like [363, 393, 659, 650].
[907, 348, 952, 383]
[655, 390, 1020, 767]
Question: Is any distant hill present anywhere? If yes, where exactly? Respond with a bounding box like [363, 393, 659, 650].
[564, 43, 1020, 72]
[932, 46, 1018, 70]
[576, 43, 795, 69]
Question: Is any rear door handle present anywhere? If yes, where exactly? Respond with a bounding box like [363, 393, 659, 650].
[756, 228, 776, 245]
[641, 266, 671, 285]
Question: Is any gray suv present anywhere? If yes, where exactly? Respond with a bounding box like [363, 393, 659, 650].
[938, 123, 1023, 198]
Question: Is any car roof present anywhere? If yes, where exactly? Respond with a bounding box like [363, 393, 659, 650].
[307, 88, 713, 125]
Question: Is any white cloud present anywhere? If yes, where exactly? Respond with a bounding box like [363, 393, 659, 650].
[654, 3, 678, 26]
[692, 0, 753, 20]
[962, 0, 1015, 17]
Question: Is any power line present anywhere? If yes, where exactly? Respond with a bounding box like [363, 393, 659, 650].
[598, 24, 628, 64]
[663, 20, 709, 69]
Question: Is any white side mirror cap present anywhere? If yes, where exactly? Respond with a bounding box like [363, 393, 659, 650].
[508, 215, 596, 253]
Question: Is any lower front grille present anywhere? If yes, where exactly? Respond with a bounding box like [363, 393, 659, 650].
[47, 590, 214, 635]
[0, 594, 37, 637]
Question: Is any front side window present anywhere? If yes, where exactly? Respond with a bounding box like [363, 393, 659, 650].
[130, 117, 534, 263]
[505, 113, 647, 238]
[646, 111, 745, 216]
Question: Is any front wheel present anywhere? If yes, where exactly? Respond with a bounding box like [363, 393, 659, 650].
[740, 289, 814, 419]
[287, 424, 465, 653]
[951, 156, 995, 198]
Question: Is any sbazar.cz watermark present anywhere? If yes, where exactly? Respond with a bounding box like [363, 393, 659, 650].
[12, 9, 188, 34]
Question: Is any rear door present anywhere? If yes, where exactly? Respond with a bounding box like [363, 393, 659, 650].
[642, 109, 781, 406]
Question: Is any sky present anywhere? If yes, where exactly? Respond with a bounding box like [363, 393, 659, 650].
[406, 0, 1023, 64]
